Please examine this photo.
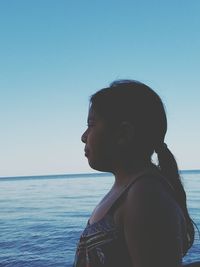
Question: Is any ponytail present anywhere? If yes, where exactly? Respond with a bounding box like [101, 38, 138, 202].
[156, 143, 195, 254]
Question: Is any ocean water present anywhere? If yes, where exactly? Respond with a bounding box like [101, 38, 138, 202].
[0, 171, 200, 267]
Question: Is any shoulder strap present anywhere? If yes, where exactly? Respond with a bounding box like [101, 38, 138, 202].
[107, 166, 176, 216]
[105, 167, 154, 216]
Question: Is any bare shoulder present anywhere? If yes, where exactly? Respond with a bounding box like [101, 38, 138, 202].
[127, 172, 171, 195]
[122, 173, 186, 266]
[124, 172, 185, 225]
[126, 173, 177, 204]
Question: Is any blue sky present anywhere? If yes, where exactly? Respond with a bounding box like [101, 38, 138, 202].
[0, 0, 200, 177]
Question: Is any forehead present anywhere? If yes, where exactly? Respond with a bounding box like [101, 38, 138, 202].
[87, 107, 100, 121]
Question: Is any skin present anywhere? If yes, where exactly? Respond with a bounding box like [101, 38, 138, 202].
[81, 106, 185, 267]
[81, 107, 117, 173]
[124, 175, 185, 267]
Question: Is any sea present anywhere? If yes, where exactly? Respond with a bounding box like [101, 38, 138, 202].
[0, 170, 200, 267]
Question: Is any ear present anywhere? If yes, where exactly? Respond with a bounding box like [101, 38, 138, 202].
[117, 121, 135, 146]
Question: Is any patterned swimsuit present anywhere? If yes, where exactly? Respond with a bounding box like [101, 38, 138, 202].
[73, 168, 180, 267]
[73, 212, 132, 267]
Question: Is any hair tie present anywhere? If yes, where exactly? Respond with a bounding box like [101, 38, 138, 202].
[155, 143, 168, 154]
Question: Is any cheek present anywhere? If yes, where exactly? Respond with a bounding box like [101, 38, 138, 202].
[91, 135, 115, 162]
[87, 134, 117, 172]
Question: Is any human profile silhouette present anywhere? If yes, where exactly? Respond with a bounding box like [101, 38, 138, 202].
[73, 80, 200, 267]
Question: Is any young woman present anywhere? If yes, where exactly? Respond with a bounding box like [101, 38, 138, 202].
[73, 80, 199, 267]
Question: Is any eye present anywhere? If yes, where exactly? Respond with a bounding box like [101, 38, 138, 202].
[87, 123, 95, 128]
[87, 119, 95, 128]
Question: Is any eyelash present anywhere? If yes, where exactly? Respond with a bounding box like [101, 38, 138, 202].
[87, 123, 95, 127]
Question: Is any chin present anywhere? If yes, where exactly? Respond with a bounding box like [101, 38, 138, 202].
[88, 159, 112, 173]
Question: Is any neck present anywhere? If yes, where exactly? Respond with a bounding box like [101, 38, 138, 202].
[111, 161, 154, 188]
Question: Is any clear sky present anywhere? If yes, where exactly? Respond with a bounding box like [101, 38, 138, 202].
[0, 0, 200, 177]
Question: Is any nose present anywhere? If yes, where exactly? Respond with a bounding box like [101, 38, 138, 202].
[81, 129, 87, 143]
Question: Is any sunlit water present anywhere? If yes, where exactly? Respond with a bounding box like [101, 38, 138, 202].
[0, 171, 199, 267]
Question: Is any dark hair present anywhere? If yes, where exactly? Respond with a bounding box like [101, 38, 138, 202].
[90, 79, 195, 254]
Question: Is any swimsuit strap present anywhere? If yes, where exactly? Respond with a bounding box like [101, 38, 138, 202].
[105, 166, 175, 217]
[102, 167, 156, 218]
[88, 166, 175, 226]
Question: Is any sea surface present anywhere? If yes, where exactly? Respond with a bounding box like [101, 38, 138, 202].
[0, 171, 200, 267]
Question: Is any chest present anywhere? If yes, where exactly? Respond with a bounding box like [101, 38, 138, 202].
[89, 189, 124, 226]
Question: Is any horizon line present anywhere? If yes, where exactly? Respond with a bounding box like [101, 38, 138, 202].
[0, 169, 200, 180]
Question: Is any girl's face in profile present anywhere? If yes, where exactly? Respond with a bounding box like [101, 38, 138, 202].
[81, 107, 115, 172]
